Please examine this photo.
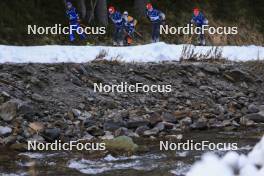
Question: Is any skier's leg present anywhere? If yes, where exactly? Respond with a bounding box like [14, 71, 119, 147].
[69, 23, 75, 42]
[113, 28, 118, 45]
[117, 27, 124, 46]
[76, 24, 86, 40]
[151, 23, 156, 43]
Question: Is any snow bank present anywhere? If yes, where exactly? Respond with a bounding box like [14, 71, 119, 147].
[186, 136, 264, 176]
[0, 43, 263, 63]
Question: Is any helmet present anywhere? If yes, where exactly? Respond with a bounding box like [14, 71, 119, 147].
[193, 7, 200, 13]
[108, 6, 115, 14]
[123, 11, 128, 16]
[193, 7, 200, 16]
[146, 3, 153, 10]
[66, 2, 72, 8]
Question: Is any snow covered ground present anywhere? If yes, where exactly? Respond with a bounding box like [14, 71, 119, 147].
[0, 43, 263, 63]
[186, 136, 264, 176]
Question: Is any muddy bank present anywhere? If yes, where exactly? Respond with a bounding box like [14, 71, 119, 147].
[0, 61, 264, 148]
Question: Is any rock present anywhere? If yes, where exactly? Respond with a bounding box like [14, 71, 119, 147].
[10, 143, 27, 151]
[43, 128, 61, 141]
[29, 122, 44, 133]
[143, 127, 160, 136]
[115, 127, 129, 137]
[27, 134, 45, 143]
[81, 133, 94, 141]
[155, 122, 165, 131]
[162, 112, 177, 123]
[101, 131, 114, 140]
[203, 65, 220, 74]
[0, 100, 19, 122]
[180, 117, 192, 126]
[149, 112, 162, 125]
[127, 120, 149, 129]
[248, 104, 259, 113]
[135, 126, 149, 136]
[191, 117, 208, 130]
[174, 111, 191, 120]
[240, 117, 255, 126]
[105, 136, 138, 153]
[87, 126, 105, 136]
[224, 69, 254, 82]
[0, 126, 12, 136]
[165, 134, 183, 140]
[243, 111, 264, 123]
[104, 121, 125, 131]
[31, 93, 45, 102]
[72, 109, 81, 118]
[3, 135, 17, 145]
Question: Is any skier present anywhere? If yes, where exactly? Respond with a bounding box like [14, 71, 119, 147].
[190, 7, 209, 46]
[66, 1, 86, 42]
[122, 11, 138, 45]
[146, 3, 165, 43]
[108, 6, 124, 46]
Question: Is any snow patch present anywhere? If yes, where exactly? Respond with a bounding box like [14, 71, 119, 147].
[186, 136, 264, 176]
[0, 43, 263, 63]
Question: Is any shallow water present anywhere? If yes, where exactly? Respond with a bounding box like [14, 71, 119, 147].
[0, 130, 262, 176]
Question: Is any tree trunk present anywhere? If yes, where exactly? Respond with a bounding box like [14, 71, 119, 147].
[78, 0, 87, 19]
[95, 0, 108, 26]
[134, 0, 148, 18]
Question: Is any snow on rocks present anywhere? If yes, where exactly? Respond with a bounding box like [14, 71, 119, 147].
[186, 136, 264, 176]
[0, 43, 263, 63]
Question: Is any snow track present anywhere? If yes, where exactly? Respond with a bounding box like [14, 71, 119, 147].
[0, 43, 263, 63]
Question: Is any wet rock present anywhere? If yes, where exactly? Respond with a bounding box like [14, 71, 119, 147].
[0, 99, 19, 122]
[191, 117, 208, 130]
[243, 111, 264, 123]
[28, 134, 45, 143]
[43, 128, 61, 141]
[165, 134, 183, 140]
[174, 111, 191, 120]
[105, 136, 138, 153]
[0, 126, 12, 136]
[3, 135, 17, 145]
[81, 133, 94, 141]
[155, 122, 165, 131]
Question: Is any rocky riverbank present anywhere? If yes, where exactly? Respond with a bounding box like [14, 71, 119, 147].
[0, 61, 264, 149]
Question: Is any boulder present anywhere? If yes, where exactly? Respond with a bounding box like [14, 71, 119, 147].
[0, 126, 12, 136]
[0, 100, 19, 122]
[243, 111, 264, 123]
[43, 128, 61, 141]
[105, 136, 138, 153]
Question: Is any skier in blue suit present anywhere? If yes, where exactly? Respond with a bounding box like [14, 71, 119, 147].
[108, 6, 124, 46]
[191, 7, 208, 46]
[66, 2, 86, 42]
[146, 3, 165, 43]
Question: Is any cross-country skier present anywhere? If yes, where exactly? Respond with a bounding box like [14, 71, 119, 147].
[190, 7, 208, 46]
[146, 3, 165, 43]
[66, 1, 86, 42]
[122, 11, 138, 45]
[108, 6, 124, 46]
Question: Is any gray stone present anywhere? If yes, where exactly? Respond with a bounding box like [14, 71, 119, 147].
[0, 126, 12, 136]
[248, 104, 259, 113]
[43, 128, 61, 141]
[135, 126, 149, 136]
[243, 111, 264, 123]
[143, 127, 160, 136]
[0, 100, 19, 121]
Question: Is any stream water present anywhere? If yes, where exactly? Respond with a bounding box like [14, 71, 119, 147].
[0, 129, 262, 176]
